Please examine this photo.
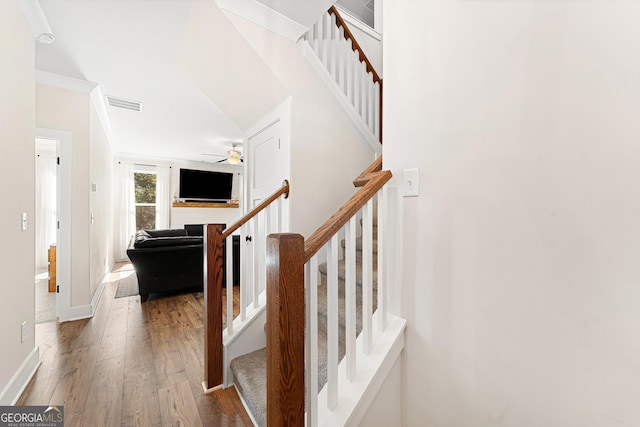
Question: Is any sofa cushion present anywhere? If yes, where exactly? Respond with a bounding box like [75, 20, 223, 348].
[146, 229, 188, 238]
[133, 235, 202, 249]
[133, 230, 151, 246]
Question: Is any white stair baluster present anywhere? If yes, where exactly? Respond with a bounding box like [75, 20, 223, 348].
[323, 13, 331, 70]
[377, 186, 387, 331]
[345, 216, 357, 381]
[338, 26, 346, 94]
[305, 258, 319, 427]
[240, 223, 246, 321]
[373, 80, 380, 141]
[327, 236, 339, 409]
[360, 62, 368, 124]
[368, 73, 375, 132]
[252, 216, 259, 308]
[226, 235, 234, 335]
[346, 40, 354, 104]
[330, 13, 338, 80]
[362, 199, 373, 354]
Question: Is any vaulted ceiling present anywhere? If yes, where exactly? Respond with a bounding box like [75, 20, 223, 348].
[31, 0, 304, 163]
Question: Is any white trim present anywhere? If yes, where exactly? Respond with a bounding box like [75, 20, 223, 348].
[35, 128, 72, 324]
[215, 0, 308, 42]
[0, 347, 41, 405]
[89, 86, 115, 146]
[35, 70, 97, 93]
[316, 313, 406, 426]
[233, 384, 259, 427]
[60, 267, 108, 322]
[222, 292, 267, 388]
[302, 42, 381, 155]
[335, 6, 381, 41]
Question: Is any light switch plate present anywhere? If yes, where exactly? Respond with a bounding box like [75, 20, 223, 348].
[403, 168, 420, 197]
[21, 212, 28, 231]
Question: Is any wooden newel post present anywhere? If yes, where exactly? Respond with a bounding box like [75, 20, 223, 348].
[204, 224, 224, 390]
[266, 233, 305, 427]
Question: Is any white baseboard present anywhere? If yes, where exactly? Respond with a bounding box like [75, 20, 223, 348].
[0, 347, 41, 405]
[59, 266, 109, 322]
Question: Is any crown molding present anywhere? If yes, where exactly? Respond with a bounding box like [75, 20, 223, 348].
[35, 70, 97, 93]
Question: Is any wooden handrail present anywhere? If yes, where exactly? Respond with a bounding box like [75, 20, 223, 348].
[353, 156, 382, 187]
[204, 180, 289, 390]
[304, 169, 391, 263]
[329, 6, 381, 84]
[222, 180, 289, 239]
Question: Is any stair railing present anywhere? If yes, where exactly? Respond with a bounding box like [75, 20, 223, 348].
[266, 158, 391, 426]
[305, 6, 383, 144]
[204, 180, 290, 390]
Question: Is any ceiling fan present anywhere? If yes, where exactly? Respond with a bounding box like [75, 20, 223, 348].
[202, 143, 244, 165]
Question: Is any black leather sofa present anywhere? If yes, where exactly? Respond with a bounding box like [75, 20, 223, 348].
[127, 228, 204, 302]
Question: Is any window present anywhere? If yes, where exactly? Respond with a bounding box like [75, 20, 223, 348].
[134, 171, 157, 230]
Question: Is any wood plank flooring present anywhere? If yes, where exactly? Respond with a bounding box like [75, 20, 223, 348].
[18, 263, 253, 427]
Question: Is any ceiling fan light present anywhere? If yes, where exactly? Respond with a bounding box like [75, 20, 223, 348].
[228, 156, 242, 165]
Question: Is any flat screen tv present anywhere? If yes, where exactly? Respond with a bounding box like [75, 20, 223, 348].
[179, 169, 233, 202]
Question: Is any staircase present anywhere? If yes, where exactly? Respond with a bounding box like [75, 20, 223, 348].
[230, 217, 379, 427]
[202, 7, 405, 427]
[303, 6, 382, 152]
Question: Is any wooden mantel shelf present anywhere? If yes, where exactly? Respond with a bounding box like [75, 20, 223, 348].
[172, 201, 239, 208]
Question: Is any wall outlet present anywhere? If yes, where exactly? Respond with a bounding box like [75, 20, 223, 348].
[21, 321, 27, 343]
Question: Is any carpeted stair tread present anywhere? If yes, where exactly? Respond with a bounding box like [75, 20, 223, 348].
[230, 329, 340, 427]
[316, 272, 378, 341]
[340, 236, 378, 254]
[318, 259, 378, 288]
[230, 347, 267, 427]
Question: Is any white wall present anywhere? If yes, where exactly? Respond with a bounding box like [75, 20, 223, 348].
[384, 1, 640, 426]
[89, 103, 113, 296]
[36, 83, 113, 310]
[36, 84, 91, 308]
[226, 12, 376, 238]
[0, 0, 37, 403]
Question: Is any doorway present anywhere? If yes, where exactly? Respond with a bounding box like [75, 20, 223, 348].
[35, 128, 72, 323]
[34, 138, 57, 323]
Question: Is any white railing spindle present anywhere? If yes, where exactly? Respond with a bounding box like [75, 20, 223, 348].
[345, 216, 357, 381]
[305, 258, 319, 427]
[252, 215, 259, 308]
[226, 235, 234, 335]
[240, 224, 246, 321]
[362, 199, 373, 354]
[327, 235, 339, 410]
[377, 186, 387, 331]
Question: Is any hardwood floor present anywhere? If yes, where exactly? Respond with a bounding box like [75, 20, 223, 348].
[18, 263, 252, 427]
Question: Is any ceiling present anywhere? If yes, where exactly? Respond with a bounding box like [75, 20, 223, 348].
[35, 0, 246, 163]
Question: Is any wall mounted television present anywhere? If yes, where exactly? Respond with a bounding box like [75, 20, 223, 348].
[179, 168, 233, 202]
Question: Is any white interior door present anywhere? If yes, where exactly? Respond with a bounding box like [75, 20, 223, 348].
[244, 119, 286, 298]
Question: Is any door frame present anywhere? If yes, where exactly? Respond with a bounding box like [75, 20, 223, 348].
[35, 127, 72, 322]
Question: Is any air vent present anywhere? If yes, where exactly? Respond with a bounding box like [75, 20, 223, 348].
[105, 95, 142, 112]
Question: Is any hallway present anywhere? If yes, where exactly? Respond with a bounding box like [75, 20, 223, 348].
[18, 263, 251, 426]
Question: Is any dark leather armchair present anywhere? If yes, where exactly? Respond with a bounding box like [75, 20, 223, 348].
[126, 228, 203, 302]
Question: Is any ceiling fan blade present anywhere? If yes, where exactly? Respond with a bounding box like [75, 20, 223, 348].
[216, 158, 227, 163]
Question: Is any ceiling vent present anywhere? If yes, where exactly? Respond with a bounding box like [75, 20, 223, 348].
[105, 95, 142, 112]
